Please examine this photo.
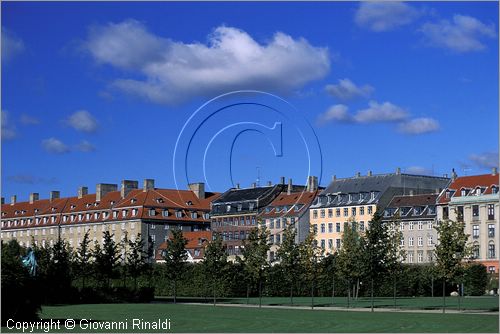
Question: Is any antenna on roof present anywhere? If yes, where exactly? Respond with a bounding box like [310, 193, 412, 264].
[256, 166, 261, 187]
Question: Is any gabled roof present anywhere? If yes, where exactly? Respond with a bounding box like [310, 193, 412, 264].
[387, 193, 438, 208]
[438, 173, 499, 204]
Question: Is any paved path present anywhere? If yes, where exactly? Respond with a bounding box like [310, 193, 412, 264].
[178, 302, 499, 315]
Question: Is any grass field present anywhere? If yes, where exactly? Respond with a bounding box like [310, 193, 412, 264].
[157, 295, 500, 311]
[3, 303, 499, 333]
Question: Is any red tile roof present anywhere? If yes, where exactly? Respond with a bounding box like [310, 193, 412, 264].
[155, 231, 212, 261]
[438, 174, 499, 204]
[260, 189, 319, 218]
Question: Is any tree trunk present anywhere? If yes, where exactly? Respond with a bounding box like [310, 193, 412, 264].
[213, 279, 216, 307]
[290, 284, 294, 305]
[442, 279, 446, 314]
[246, 283, 250, 305]
[258, 277, 262, 308]
[371, 278, 374, 312]
[311, 279, 314, 310]
[393, 276, 397, 309]
[431, 275, 434, 298]
[174, 279, 177, 304]
[331, 275, 335, 306]
[347, 279, 351, 309]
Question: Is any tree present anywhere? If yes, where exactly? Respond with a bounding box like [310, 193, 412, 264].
[336, 221, 365, 307]
[298, 230, 320, 309]
[240, 224, 270, 308]
[463, 263, 488, 296]
[434, 218, 470, 313]
[202, 233, 227, 306]
[276, 226, 300, 305]
[48, 239, 73, 302]
[127, 233, 148, 291]
[321, 252, 338, 306]
[75, 230, 92, 289]
[163, 228, 188, 304]
[93, 231, 121, 287]
[363, 212, 397, 312]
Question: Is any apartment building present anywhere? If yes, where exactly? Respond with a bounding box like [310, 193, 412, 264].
[1, 180, 219, 257]
[210, 179, 285, 259]
[310, 168, 450, 255]
[436, 169, 499, 274]
[155, 231, 212, 263]
[383, 193, 439, 264]
[259, 177, 320, 261]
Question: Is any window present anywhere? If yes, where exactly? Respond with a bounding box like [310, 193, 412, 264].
[321, 223, 326, 233]
[488, 243, 495, 258]
[276, 219, 281, 229]
[321, 239, 325, 249]
[249, 203, 255, 211]
[409, 237, 414, 247]
[176, 211, 182, 218]
[282, 217, 287, 226]
[428, 221, 433, 230]
[226, 205, 231, 212]
[418, 236, 423, 247]
[86, 213, 90, 220]
[472, 243, 480, 259]
[488, 266, 496, 273]
[472, 205, 479, 219]
[276, 234, 281, 245]
[418, 221, 423, 230]
[269, 219, 275, 229]
[368, 206, 373, 214]
[270, 235, 275, 244]
[343, 208, 348, 217]
[63, 216, 68, 222]
[473, 225, 479, 238]
[428, 235, 433, 246]
[400, 222, 404, 231]
[488, 224, 495, 238]
[351, 207, 356, 216]
[488, 204, 495, 220]
[417, 251, 423, 263]
[77, 226, 81, 233]
[360, 207, 365, 215]
[328, 223, 333, 233]
[336, 239, 341, 249]
[191, 212, 198, 219]
[456, 206, 464, 221]
[359, 221, 365, 231]
[408, 252, 414, 263]
[328, 239, 333, 249]
[122, 210, 127, 218]
[132, 209, 138, 216]
[336, 209, 341, 217]
[320, 209, 325, 218]
[336, 223, 341, 232]
[409, 222, 414, 230]
[113, 211, 118, 218]
[313, 224, 318, 234]
[400, 237, 404, 246]
[251, 216, 256, 225]
[328, 209, 333, 218]
[313, 210, 318, 219]
[492, 186, 499, 194]
[443, 207, 449, 219]
[94, 212, 99, 220]
[237, 203, 242, 211]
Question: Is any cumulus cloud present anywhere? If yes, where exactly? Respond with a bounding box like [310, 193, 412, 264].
[41, 137, 70, 154]
[354, 101, 408, 123]
[398, 117, 440, 134]
[83, 20, 330, 104]
[20, 114, 40, 125]
[355, 2, 419, 32]
[1, 110, 17, 140]
[325, 79, 374, 100]
[468, 152, 499, 169]
[2, 28, 25, 63]
[64, 110, 99, 133]
[405, 166, 433, 175]
[420, 15, 496, 53]
[316, 104, 350, 125]
[76, 140, 96, 152]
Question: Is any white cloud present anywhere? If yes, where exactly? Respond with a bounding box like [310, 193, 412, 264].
[76, 140, 96, 152]
[64, 110, 98, 133]
[20, 114, 40, 125]
[405, 166, 433, 175]
[398, 117, 440, 134]
[468, 152, 499, 169]
[2, 110, 17, 140]
[353, 101, 408, 123]
[41, 137, 70, 154]
[83, 20, 330, 104]
[316, 104, 350, 125]
[355, 2, 419, 32]
[2, 28, 25, 63]
[420, 15, 496, 53]
[7, 174, 57, 185]
[325, 79, 374, 100]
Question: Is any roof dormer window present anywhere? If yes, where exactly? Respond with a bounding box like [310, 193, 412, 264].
[249, 202, 255, 211]
[237, 203, 243, 211]
[86, 203, 91, 208]
[492, 186, 499, 194]
[226, 205, 231, 212]
[186, 200, 192, 205]
[176, 211, 182, 218]
[70, 205, 76, 210]
[131, 198, 137, 204]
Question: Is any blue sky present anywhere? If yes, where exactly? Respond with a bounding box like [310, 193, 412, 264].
[2, 1, 498, 201]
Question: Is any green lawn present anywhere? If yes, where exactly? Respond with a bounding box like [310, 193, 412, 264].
[3, 303, 499, 333]
[158, 295, 499, 311]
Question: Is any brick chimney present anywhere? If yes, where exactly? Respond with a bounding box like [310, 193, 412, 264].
[355, 172, 361, 178]
[189, 183, 205, 199]
[451, 168, 457, 181]
[306, 176, 318, 192]
[332, 175, 337, 181]
[96, 183, 118, 202]
[49, 191, 60, 201]
[280, 176, 285, 184]
[236, 183, 240, 189]
[143, 179, 155, 192]
[492, 167, 498, 176]
[10, 195, 16, 205]
[78, 186, 88, 199]
[29, 193, 39, 204]
[396, 167, 401, 175]
[121, 180, 138, 199]
[267, 181, 272, 186]
[251, 182, 257, 188]
[1, 197, 4, 205]
[287, 178, 293, 195]
[368, 170, 373, 177]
